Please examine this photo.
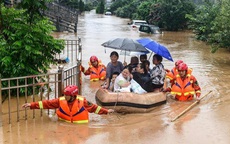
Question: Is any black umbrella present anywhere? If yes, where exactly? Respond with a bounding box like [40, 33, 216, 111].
[102, 38, 149, 61]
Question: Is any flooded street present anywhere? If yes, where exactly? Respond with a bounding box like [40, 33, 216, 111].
[1, 10, 230, 144]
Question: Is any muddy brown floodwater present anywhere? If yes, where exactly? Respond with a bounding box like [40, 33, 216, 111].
[1, 10, 230, 144]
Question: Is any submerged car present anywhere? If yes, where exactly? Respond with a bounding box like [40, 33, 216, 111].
[128, 20, 148, 29]
[139, 24, 162, 34]
[105, 11, 112, 15]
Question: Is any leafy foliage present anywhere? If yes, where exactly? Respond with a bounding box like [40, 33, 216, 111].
[186, 2, 219, 41]
[110, 0, 128, 14]
[115, 0, 141, 19]
[186, 0, 230, 52]
[79, 0, 85, 13]
[209, 0, 230, 52]
[149, 0, 195, 31]
[0, 1, 65, 96]
[110, 0, 195, 30]
[84, 2, 94, 11]
[0, 1, 64, 78]
[96, 0, 105, 14]
[135, 1, 153, 20]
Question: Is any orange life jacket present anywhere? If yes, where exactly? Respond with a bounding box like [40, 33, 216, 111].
[56, 96, 89, 124]
[171, 74, 195, 101]
[166, 67, 193, 80]
[88, 60, 106, 81]
[166, 67, 177, 80]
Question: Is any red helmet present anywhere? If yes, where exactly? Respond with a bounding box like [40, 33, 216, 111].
[178, 63, 188, 71]
[63, 85, 78, 96]
[175, 60, 183, 66]
[90, 56, 98, 63]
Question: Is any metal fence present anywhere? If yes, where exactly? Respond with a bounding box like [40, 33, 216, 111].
[0, 38, 82, 125]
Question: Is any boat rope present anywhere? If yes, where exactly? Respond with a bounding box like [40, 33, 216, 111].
[113, 92, 119, 110]
[111, 92, 123, 120]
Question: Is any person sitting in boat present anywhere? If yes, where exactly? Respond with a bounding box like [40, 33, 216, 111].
[127, 56, 139, 73]
[142, 60, 151, 73]
[163, 63, 201, 101]
[140, 54, 147, 63]
[108, 72, 120, 92]
[132, 63, 152, 92]
[22, 85, 114, 123]
[113, 66, 146, 94]
[80, 56, 106, 81]
[103, 51, 124, 89]
[149, 54, 166, 92]
[114, 66, 132, 92]
[164, 60, 193, 89]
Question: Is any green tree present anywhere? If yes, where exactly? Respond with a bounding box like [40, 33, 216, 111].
[79, 0, 85, 13]
[186, 2, 219, 41]
[96, 0, 105, 14]
[84, 2, 93, 11]
[0, 1, 64, 79]
[149, 0, 195, 30]
[110, 0, 128, 14]
[135, 1, 153, 20]
[115, 0, 141, 19]
[209, 0, 230, 52]
[183, 0, 230, 52]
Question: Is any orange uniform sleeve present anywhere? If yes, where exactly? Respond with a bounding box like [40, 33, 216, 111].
[166, 71, 174, 80]
[83, 99, 108, 115]
[102, 64, 106, 71]
[30, 98, 60, 109]
[83, 67, 91, 75]
[166, 68, 177, 80]
[191, 76, 201, 95]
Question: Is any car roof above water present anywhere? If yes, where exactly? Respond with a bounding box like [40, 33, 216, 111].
[132, 20, 147, 23]
[139, 24, 162, 34]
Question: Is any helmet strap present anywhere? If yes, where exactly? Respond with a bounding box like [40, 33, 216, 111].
[67, 96, 76, 103]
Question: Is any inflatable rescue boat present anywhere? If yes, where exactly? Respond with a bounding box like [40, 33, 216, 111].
[95, 88, 166, 113]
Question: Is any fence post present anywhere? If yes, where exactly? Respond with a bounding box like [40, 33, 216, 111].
[58, 65, 64, 97]
[78, 37, 82, 95]
[0, 77, 2, 126]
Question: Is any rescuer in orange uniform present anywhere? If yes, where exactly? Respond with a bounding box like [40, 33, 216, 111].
[163, 63, 201, 101]
[22, 85, 114, 123]
[81, 56, 106, 81]
[166, 60, 184, 80]
[164, 60, 193, 89]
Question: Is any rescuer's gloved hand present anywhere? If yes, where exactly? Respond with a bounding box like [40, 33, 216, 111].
[161, 87, 171, 92]
[108, 109, 115, 114]
[196, 93, 201, 98]
[80, 65, 85, 72]
[165, 69, 170, 73]
[196, 93, 201, 102]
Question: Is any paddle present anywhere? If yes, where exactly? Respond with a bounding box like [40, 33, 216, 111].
[171, 90, 213, 122]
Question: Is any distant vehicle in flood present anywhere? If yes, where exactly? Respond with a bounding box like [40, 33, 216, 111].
[139, 24, 162, 34]
[128, 20, 148, 29]
[105, 11, 112, 15]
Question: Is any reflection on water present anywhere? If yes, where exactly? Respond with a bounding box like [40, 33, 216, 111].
[1, 10, 230, 144]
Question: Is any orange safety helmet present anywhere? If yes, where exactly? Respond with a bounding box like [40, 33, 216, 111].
[178, 63, 188, 71]
[90, 56, 98, 63]
[175, 60, 183, 66]
[63, 85, 78, 96]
